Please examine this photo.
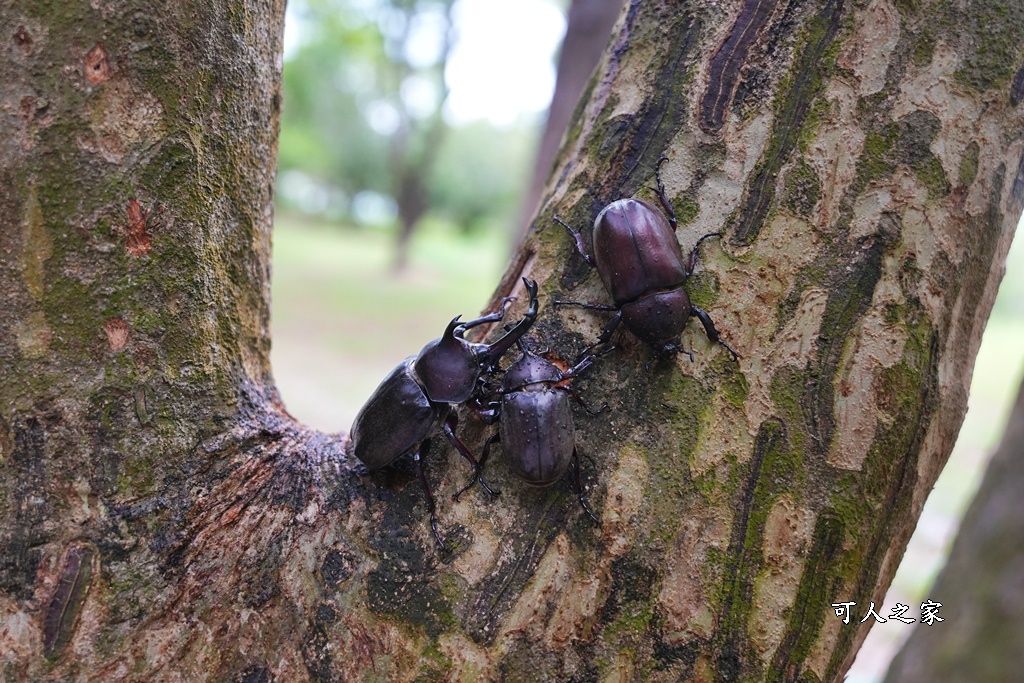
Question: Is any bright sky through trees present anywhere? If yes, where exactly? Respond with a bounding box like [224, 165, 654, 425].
[283, 0, 567, 127]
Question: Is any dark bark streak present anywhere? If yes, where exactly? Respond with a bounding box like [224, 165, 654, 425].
[700, 0, 780, 132]
[365, 478, 450, 638]
[302, 602, 337, 683]
[462, 491, 571, 644]
[591, 11, 701, 212]
[730, 0, 844, 246]
[0, 417, 48, 600]
[1012, 61, 1024, 106]
[805, 236, 886, 457]
[826, 329, 939, 679]
[1012, 152, 1024, 211]
[770, 514, 844, 683]
[557, 12, 701, 293]
[715, 418, 789, 679]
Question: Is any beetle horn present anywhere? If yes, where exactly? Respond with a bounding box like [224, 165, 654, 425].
[443, 316, 463, 340]
[480, 278, 539, 367]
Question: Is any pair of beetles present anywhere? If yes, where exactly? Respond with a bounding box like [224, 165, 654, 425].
[350, 160, 738, 549]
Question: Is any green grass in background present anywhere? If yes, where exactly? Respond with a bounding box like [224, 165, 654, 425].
[270, 214, 507, 431]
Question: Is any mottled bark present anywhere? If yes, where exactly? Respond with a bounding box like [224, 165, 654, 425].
[1, 1, 1022, 683]
[883, 376, 1024, 682]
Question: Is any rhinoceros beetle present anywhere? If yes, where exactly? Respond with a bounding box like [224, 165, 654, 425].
[350, 278, 539, 549]
[459, 338, 609, 520]
[555, 158, 738, 366]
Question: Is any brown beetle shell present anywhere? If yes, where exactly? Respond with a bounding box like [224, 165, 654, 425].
[351, 357, 444, 470]
[499, 387, 575, 487]
[592, 198, 687, 305]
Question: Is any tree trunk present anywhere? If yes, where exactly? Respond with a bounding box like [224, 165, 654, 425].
[515, 0, 623, 243]
[883, 374, 1024, 682]
[1, 1, 1021, 682]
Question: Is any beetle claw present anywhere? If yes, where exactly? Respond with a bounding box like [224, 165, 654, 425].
[497, 295, 516, 316]
[478, 477, 501, 497]
[452, 470, 501, 501]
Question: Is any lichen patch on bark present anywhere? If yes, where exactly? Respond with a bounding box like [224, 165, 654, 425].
[600, 443, 649, 557]
[20, 186, 50, 302]
[837, 0, 900, 97]
[829, 310, 908, 470]
[692, 393, 753, 476]
[748, 496, 817, 661]
[80, 80, 163, 164]
[807, 80, 865, 225]
[437, 632, 493, 681]
[657, 512, 722, 646]
[495, 532, 573, 650]
[14, 310, 50, 359]
[546, 572, 602, 647]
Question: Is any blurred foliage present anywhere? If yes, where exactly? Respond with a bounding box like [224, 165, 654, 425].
[278, 0, 542, 235]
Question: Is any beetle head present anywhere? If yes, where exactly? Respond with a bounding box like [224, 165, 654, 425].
[644, 341, 696, 371]
[414, 317, 482, 404]
[502, 339, 562, 392]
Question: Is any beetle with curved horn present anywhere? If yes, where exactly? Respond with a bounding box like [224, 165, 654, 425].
[350, 278, 540, 549]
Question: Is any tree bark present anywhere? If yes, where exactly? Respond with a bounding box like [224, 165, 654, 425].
[1, 1, 1022, 682]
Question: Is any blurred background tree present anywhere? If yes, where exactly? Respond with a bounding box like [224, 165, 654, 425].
[277, 0, 555, 269]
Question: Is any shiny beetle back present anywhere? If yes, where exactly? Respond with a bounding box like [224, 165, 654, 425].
[351, 358, 438, 470]
[593, 198, 687, 304]
[554, 158, 739, 363]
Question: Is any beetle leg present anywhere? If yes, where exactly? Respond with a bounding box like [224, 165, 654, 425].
[443, 413, 500, 497]
[595, 309, 623, 345]
[554, 216, 597, 267]
[571, 447, 599, 523]
[564, 385, 608, 416]
[553, 300, 617, 312]
[479, 278, 539, 369]
[454, 432, 500, 501]
[685, 232, 724, 277]
[691, 306, 740, 361]
[413, 441, 447, 551]
[653, 156, 678, 232]
[468, 395, 501, 425]
[564, 342, 615, 380]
